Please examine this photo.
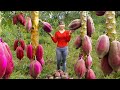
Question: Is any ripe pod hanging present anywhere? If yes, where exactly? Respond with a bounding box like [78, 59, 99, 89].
[74, 56, 86, 78]
[43, 22, 52, 33]
[87, 16, 95, 37]
[85, 54, 92, 69]
[74, 36, 82, 49]
[68, 19, 81, 30]
[101, 54, 113, 76]
[0, 42, 7, 78]
[29, 60, 42, 79]
[14, 39, 25, 51]
[26, 44, 33, 60]
[26, 17, 32, 32]
[85, 69, 96, 79]
[82, 35, 92, 55]
[36, 44, 44, 62]
[2, 42, 14, 79]
[96, 34, 110, 59]
[16, 46, 24, 60]
[108, 40, 120, 72]
[96, 11, 106, 16]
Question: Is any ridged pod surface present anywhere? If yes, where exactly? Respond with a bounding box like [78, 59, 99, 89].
[85, 54, 92, 69]
[43, 22, 52, 33]
[26, 17, 32, 32]
[16, 46, 24, 60]
[0, 42, 7, 78]
[26, 44, 33, 60]
[14, 39, 19, 51]
[37, 57, 45, 66]
[68, 19, 81, 30]
[85, 69, 96, 79]
[19, 39, 25, 50]
[29, 60, 42, 79]
[96, 34, 110, 59]
[36, 44, 44, 62]
[13, 15, 18, 25]
[82, 35, 92, 55]
[108, 40, 120, 72]
[13, 13, 26, 26]
[87, 16, 95, 37]
[101, 54, 113, 76]
[2, 42, 14, 79]
[17, 13, 26, 26]
[74, 36, 82, 49]
[74, 56, 86, 78]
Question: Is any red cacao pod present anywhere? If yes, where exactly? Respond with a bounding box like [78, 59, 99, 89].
[85, 54, 92, 69]
[68, 19, 81, 30]
[26, 44, 33, 60]
[82, 35, 92, 55]
[25, 17, 32, 32]
[74, 56, 86, 78]
[0, 42, 7, 78]
[16, 46, 24, 60]
[36, 44, 44, 62]
[87, 16, 95, 37]
[108, 40, 120, 72]
[19, 39, 25, 50]
[43, 22, 52, 33]
[74, 36, 82, 49]
[96, 11, 106, 16]
[13, 15, 18, 25]
[101, 54, 113, 76]
[96, 34, 110, 59]
[2, 42, 14, 79]
[13, 39, 19, 51]
[29, 60, 42, 79]
[85, 69, 96, 79]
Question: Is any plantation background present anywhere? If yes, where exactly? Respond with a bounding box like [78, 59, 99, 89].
[1, 11, 120, 79]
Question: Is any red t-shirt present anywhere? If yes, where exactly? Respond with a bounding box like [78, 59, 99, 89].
[51, 30, 71, 48]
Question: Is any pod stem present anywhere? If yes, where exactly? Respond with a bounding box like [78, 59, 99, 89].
[39, 19, 44, 24]
[105, 11, 117, 42]
[31, 11, 39, 58]
[80, 11, 88, 59]
[80, 11, 87, 39]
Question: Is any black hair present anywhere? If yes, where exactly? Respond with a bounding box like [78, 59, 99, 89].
[58, 21, 65, 25]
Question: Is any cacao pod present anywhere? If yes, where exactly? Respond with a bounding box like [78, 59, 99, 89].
[85, 69, 96, 79]
[87, 16, 95, 37]
[74, 56, 86, 78]
[74, 36, 82, 49]
[29, 60, 42, 79]
[0, 42, 7, 78]
[36, 44, 44, 62]
[43, 22, 52, 33]
[2, 42, 14, 79]
[68, 19, 81, 30]
[85, 54, 92, 69]
[108, 40, 120, 72]
[16, 46, 24, 60]
[26, 44, 33, 60]
[82, 35, 92, 55]
[96, 11, 106, 16]
[25, 17, 32, 32]
[96, 34, 110, 59]
[13, 39, 19, 51]
[101, 54, 113, 76]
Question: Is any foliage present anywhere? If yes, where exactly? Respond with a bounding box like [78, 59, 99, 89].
[1, 11, 120, 79]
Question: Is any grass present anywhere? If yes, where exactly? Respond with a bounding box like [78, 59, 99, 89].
[1, 13, 120, 79]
